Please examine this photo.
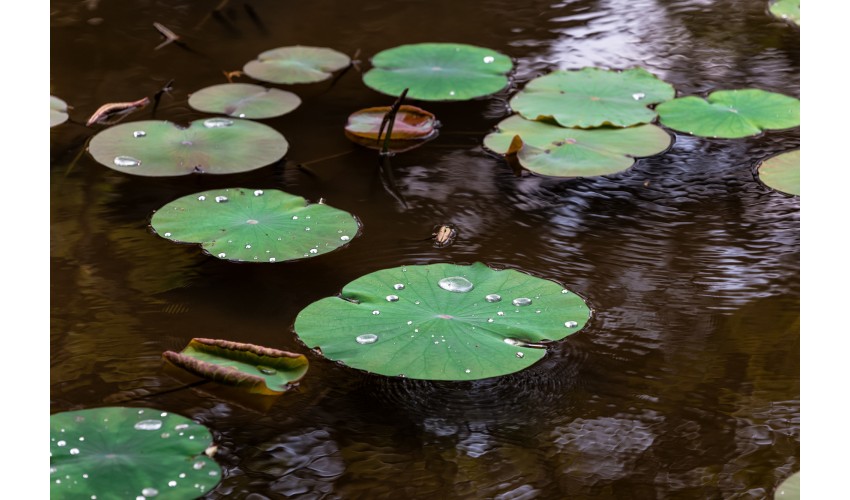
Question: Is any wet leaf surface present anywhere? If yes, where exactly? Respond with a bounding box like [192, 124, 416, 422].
[188, 83, 301, 119]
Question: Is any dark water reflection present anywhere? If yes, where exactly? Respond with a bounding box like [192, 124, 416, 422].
[51, 0, 799, 497]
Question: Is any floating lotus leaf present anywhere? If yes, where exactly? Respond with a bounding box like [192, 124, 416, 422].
[769, 0, 800, 25]
[484, 115, 671, 177]
[656, 89, 800, 139]
[294, 262, 591, 380]
[50, 407, 221, 498]
[188, 83, 301, 119]
[345, 104, 438, 152]
[243, 45, 351, 84]
[88, 118, 287, 176]
[163, 338, 308, 395]
[774, 471, 800, 499]
[150, 188, 360, 263]
[363, 43, 513, 101]
[509, 67, 675, 128]
[757, 149, 799, 196]
[51, 95, 69, 127]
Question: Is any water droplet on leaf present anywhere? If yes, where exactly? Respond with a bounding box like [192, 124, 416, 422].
[512, 297, 532, 307]
[483, 56, 495, 63]
[632, 92, 646, 100]
[485, 294, 502, 302]
[386, 295, 399, 302]
[394, 283, 405, 290]
[565, 321, 578, 328]
[134, 420, 163, 431]
[133, 130, 146, 138]
[356, 334, 378, 344]
[215, 196, 228, 203]
[203, 117, 234, 128]
[438, 276, 474, 293]
[113, 156, 141, 167]
[253, 190, 264, 196]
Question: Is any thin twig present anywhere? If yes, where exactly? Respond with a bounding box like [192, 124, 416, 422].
[377, 88, 409, 155]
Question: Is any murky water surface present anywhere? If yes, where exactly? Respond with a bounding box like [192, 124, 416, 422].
[51, 0, 799, 497]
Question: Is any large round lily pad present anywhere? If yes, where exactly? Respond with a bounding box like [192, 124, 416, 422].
[757, 149, 799, 196]
[150, 188, 360, 263]
[363, 43, 513, 101]
[656, 89, 800, 139]
[243, 45, 351, 84]
[51, 95, 69, 127]
[774, 471, 800, 499]
[88, 118, 288, 176]
[50, 406, 221, 498]
[188, 83, 301, 119]
[484, 115, 671, 177]
[509, 67, 675, 128]
[769, 0, 800, 25]
[294, 262, 591, 380]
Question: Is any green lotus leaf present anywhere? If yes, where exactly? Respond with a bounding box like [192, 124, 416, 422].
[243, 45, 351, 84]
[774, 471, 800, 499]
[363, 43, 513, 101]
[509, 67, 675, 128]
[656, 89, 800, 139]
[50, 407, 221, 498]
[769, 0, 800, 25]
[163, 338, 308, 395]
[188, 83, 301, 119]
[294, 262, 591, 380]
[758, 149, 799, 196]
[484, 115, 671, 177]
[150, 188, 360, 263]
[88, 118, 287, 176]
[51, 95, 69, 127]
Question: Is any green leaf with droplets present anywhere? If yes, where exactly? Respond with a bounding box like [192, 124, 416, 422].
[484, 115, 671, 177]
[50, 407, 221, 499]
[509, 67, 675, 128]
[774, 471, 800, 499]
[758, 149, 799, 196]
[656, 89, 800, 139]
[88, 118, 288, 176]
[188, 83, 301, 119]
[294, 262, 591, 381]
[769, 0, 799, 25]
[163, 338, 309, 395]
[363, 43, 513, 101]
[51, 95, 69, 127]
[150, 188, 360, 263]
[243, 45, 351, 84]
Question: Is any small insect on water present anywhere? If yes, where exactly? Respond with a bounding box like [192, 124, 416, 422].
[432, 224, 458, 248]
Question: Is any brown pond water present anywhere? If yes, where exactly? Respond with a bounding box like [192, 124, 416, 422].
[50, 0, 800, 498]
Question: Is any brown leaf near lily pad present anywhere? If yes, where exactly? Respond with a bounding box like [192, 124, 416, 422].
[345, 104, 439, 152]
[163, 338, 308, 396]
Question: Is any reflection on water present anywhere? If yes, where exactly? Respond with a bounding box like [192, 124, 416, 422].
[51, 0, 798, 497]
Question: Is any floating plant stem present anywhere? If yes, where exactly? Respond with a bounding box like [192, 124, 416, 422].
[378, 88, 409, 155]
[86, 97, 150, 127]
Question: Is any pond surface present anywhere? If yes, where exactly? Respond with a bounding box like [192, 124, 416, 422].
[50, 0, 799, 497]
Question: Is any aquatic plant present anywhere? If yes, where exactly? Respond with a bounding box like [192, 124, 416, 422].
[243, 45, 351, 84]
[345, 104, 438, 152]
[769, 0, 800, 25]
[188, 83, 301, 119]
[50, 96, 69, 127]
[757, 149, 799, 196]
[774, 471, 800, 499]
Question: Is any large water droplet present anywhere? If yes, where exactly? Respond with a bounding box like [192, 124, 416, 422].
[215, 196, 228, 203]
[386, 295, 399, 302]
[113, 156, 141, 167]
[394, 283, 405, 290]
[133, 130, 146, 138]
[485, 294, 501, 303]
[565, 321, 578, 328]
[203, 117, 234, 128]
[438, 276, 474, 293]
[134, 420, 163, 431]
[356, 334, 378, 344]
[512, 297, 532, 307]
[257, 366, 277, 375]
[632, 92, 646, 100]
[142, 487, 158, 497]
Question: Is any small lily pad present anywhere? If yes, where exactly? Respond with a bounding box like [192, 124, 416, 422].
[484, 115, 671, 177]
[656, 89, 800, 138]
[294, 262, 591, 380]
[150, 188, 360, 263]
[363, 43, 513, 101]
[51, 95, 69, 127]
[50, 406, 221, 498]
[345, 104, 438, 152]
[774, 471, 800, 499]
[757, 149, 799, 196]
[163, 338, 308, 395]
[243, 45, 351, 84]
[188, 83, 301, 119]
[509, 67, 675, 128]
[769, 0, 800, 25]
[88, 118, 288, 176]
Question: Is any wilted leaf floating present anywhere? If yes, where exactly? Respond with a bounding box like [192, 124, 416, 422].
[86, 96, 150, 127]
[188, 83, 301, 119]
[50, 407, 222, 499]
[363, 43, 513, 101]
[150, 188, 360, 262]
[50, 95, 69, 127]
[656, 89, 800, 138]
[243, 45, 351, 84]
[163, 338, 309, 395]
[484, 115, 671, 177]
[509, 67, 675, 128]
[345, 104, 438, 152]
[88, 118, 287, 176]
[294, 262, 591, 380]
[757, 149, 799, 196]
